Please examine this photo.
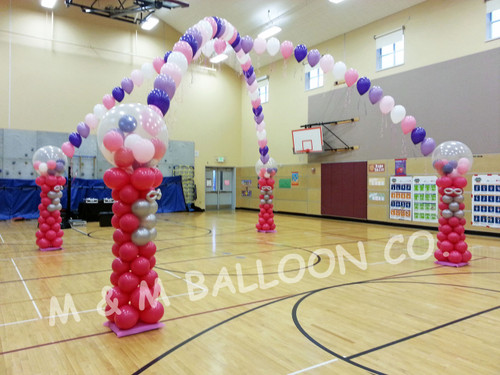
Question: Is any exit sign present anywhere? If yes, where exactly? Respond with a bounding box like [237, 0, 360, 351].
[217, 157, 225, 163]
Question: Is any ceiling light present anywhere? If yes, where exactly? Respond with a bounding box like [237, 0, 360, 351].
[329, 0, 345, 3]
[258, 25, 282, 39]
[210, 54, 228, 64]
[41, 0, 57, 9]
[141, 16, 159, 31]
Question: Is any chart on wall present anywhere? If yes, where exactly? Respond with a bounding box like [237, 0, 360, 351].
[472, 174, 500, 228]
[412, 176, 438, 223]
[389, 176, 412, 221]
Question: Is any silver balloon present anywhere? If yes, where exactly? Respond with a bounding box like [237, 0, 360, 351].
[52, 198, 60, 205]
[131, 227, 150, 246]
[448, 202, 460, 212]
[268, 199, 273, 204]
[132, 200, 150, 217]
[441, 209, 453, 218]
[260, 189, 266, 194]
[47, 191, 58, 199]
[454, 210, 464, 219]
[149, 227, 157, 240]
[453, 195, 464, 203]
[264, 195, 269, 200]
[56, 191, 63, 199]
[260, 199, 266, 204]
[47, 204, 57, 212]
[141, 214, 157, 229]
[441, 195, 453, 204]
[54, 186, 61, 192]
[149, 200, 158, 214]
[56, 203, 62, 211]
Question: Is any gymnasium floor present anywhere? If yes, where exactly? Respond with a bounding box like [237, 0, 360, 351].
[0, 210, 499, 374]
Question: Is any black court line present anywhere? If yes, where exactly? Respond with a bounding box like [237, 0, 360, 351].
[291, 275, 500, 374]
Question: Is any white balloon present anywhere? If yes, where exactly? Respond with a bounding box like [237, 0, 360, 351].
[256, 129, 267, 140]
[167, 51, 188, 75]
[237, 53, 250, 64]
[197, 20, 212, 46]
[202, 39, 215, 57]
[319, 54, 334, 73]
[124, 133, 142, 149]
[93, 104, 107, 119]
[141, 62, 155, 80]
[253, 37, 267, 54]
[222, 21, 234, 42]
[332, 61, 347, 81]
[390, 105, 407, 124]
[266, 37, 280, 56]
[249, 90, 260, 101]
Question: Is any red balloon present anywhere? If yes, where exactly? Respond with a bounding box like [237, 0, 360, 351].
[119, 185, 139, 204]
[114, 147, 135, 168]
[438, 203, 448, 211]
[139, 242, 156, 258]
[151, 138, 167, 160]
[103, 168, 130, 189]
[258, 178, 266, 185]
[41, 184, 51, 193]
[39, 223, 50, 232]
[152, 168, 163, 188]
[35, 230, 44, 239]
[56, 229, 64, 238]
[106, 286, 130, 306]
[112, 243, 120, 257]
[447, 232, 460, 243]
[270, 223, 276, 230]
[436, 232, 447, 242]
[52, 210, 61, 218]
[38, 238, 50, 249]
[259, 218, 265, 225]
[46, 175, 57, 187]
[35, 176, 45, 186]
[455, 241, 468, 253]
[459, 203, 465, 210]
[453, 225, 465, 235]
[149, 256, 156, 269]
[267, 218, 274, 225]
[110, 271, 120, 286]
[448, 250, 462, 263]
[459, 218, 466, 226]
[118, 272, 140, 293]
[141, 269, 158, 288]
[52, 237, 63, 248]
[462, 250, 472, 262]
[119, 242, 139, 262]
[439, 225, 452, 234]
[51, 223, 60, 231]
[263, 213, 270, 220]
[139, 301, 164, 324]
[114, 305, 139, 330]
[40, 209, 50, 218]
[113, 229, 131, 245]
[119, 213, 140, 233]
[41, 197, 51, 207]
[105, 305, 116, 322]
[112, 201, 131, 216]
[111, 215, 121, 229]
[453, 177, 467, 188]
[112, 257, 130, 274]
[130, 285, 157, 310]
[57, 176, 66, 186]
[111, 189, 121, 201]
[45, 216, 56, 226]
[439, 240, 453, 252]
[131, 168, 156, 190]
[256, 223, 262, 230]
[448, 217, 459, 227]
[434, 249, 446, 261]
[131, 256, 151, 276]
[437, 176, 453, 188]
[262, 224, 270, 231]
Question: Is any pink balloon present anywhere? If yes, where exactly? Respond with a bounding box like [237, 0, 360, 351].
[152, 56, 164, 74]
[258, 139, 267, 148]
[148, 105, 164, 119]
[457, 158, 471, 175]
[253, 37, 267, 55]
[280, 40, 293, 59]
[173, 41, 193, 64]
[379, 96, 395, 115]
[132, 139, 155, 164]
[160, 62, 182, 88]
[247, 80, 258, 93]
[33, 161, 41, 170]
[214, 38, 226, 55]
[204, 16, 217, 38]
[131, 69, 144, 87]
[400, 115, 416, 134]
[103, 94, 116, 110]
[61, 141, 75, 158]
[103, 130, 124, 152]
[241, 59, 252, 72]
[228, 29, 238, 45]
[46, 160, 56, 170]
[84, 113, 99, 129]
[251, 98, 261, 109]
[344, 68, 359, 87]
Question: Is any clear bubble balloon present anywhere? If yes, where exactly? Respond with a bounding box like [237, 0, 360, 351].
[432, 141, 473, 176]
[97, 103, 168, 169]
[32, 146, 68, 176]
[255, 157, 278, 177]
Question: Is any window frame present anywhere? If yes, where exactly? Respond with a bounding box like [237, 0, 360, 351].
[375, 28, 405, 72]
[305, 66, 324, 91]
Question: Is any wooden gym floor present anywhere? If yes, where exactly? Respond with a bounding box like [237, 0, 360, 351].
[0, 210, 499, 374]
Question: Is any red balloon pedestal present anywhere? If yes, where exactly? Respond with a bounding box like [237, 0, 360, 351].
[255, 177, 276, 233]
[434, 175, 471, 267]
[35, 175, 66, 251]
[103, 167, 165, 336]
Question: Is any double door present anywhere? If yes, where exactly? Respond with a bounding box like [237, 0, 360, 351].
[205, 167, 234, 210]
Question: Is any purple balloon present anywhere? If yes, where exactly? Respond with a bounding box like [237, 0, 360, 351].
[76, 122, 90, 139]
[261, 154, 270, 164]
[217, 21, 226, 39]
[55, 160, 65, 172]
[147, 88, 170, 116]
[121, 77, 134, 95]
[163, 51, 171, 63]
[154, 74, 176, 100]
[231, 33, 241, 48]
[244, 66, 254, 79]
[259, 146, 269, 156]
[294, 44, 307, 63]
[307, 49, 320, 67]
[180, 33, 198, 56]
[241, 36, 254, 54]
[246, 73, 256, 86]
[356, 77, 371, 96]
[442, 163, 454, 174]
[253, 105, 263, 117]
[112, 87, 125, 102]
[254, 113, 264, 124]
[420, 137, 436, 156]
[69, 132, 82, 148]
[213, 17, 223, 38]
[186, 27, 202, 50]
[411, 127, 426, 145]
[368, 86, 383, 105]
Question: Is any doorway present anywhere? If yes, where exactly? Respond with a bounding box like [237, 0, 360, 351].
[205, 167, 235, 210]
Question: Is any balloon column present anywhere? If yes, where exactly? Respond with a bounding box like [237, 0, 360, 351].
[255, 158, 278, 232]
[98, 103, 168, 334]
[432, 141, 473, 266]
[32, 146, 67, 251]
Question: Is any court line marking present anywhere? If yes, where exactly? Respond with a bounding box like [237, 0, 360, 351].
[10, 258, 42, 319]
[160, 269, 208, 291]
[287, 358, 339, 374]
[0, 233, 5, 243]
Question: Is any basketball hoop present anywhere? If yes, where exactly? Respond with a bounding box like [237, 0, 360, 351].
[305, 149, 311, 154]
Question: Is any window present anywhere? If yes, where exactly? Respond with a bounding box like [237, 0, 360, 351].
[257, 76, 269, 103]
[375, 28, 404, 71]
[486, 0, 500, 41]
[305, 67, 324, 91]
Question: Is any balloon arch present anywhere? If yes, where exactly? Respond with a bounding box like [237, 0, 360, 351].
[31, 17, 473, 334]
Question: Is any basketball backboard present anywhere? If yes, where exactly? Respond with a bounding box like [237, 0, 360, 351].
[292, 127, 323, 153]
